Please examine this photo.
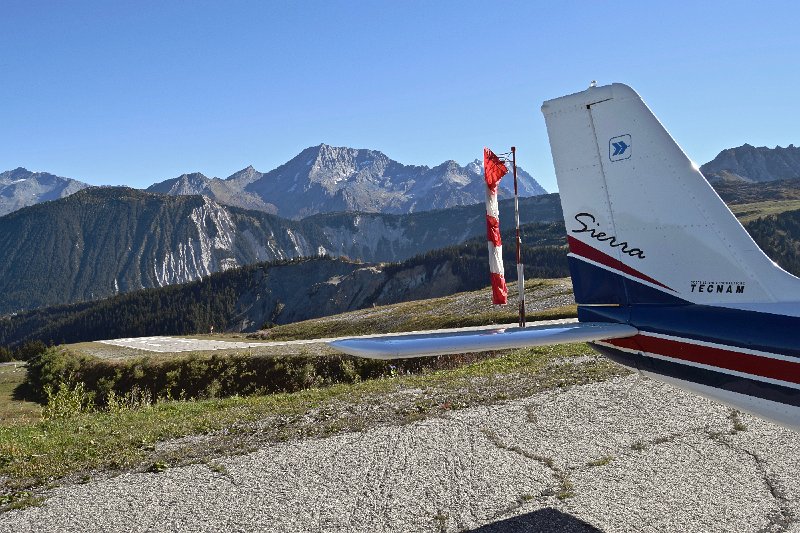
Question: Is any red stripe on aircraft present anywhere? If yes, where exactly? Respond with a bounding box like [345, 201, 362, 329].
[567, 236, 674, 292]
[606, 335, 800, 385]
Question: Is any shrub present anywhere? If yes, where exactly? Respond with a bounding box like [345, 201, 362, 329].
[13, 340, 48, 361]
[42, 381, 94, 420]
[25, 347, 92, 403]
[105, 386, 153, 413]
[24, 347, 497, 409]
[0, 346, 13, 362]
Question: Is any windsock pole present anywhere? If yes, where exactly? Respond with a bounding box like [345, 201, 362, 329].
[511, 147, 526, 327]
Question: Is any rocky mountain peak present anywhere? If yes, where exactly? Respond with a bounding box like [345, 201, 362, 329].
[466, 159, 483, 175]
[299, 144, 391, 188]
[152, 172, 211, 196]
[700, 144, 800, 182]
[226, 165, 262, 184]
[178, 172, 208, 181]
[2, 167, 51, 184]
[4, 167, 32, 181]
[0, 168, 90, 216]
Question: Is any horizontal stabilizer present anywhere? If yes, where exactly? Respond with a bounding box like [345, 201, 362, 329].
[328, 322, 638, 359]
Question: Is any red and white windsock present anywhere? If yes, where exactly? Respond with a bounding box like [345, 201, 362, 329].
[484, 147, 509, 305]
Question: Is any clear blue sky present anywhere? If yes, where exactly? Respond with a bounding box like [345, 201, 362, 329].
[2, 1, 798, 192]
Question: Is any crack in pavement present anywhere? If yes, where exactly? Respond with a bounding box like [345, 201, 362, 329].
[628, 431, 684, 452]
[706, 409, 796, 533]
[480, 428, 574, 506]
[743, 448, 796, 533]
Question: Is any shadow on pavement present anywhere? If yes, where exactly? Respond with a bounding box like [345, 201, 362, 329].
[467, 507, 603, 532]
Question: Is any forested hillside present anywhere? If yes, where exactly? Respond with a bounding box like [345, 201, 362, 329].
[5, 199, 800, 350]
[0, 222, 569, 349]
[0, 189, 562, 314]
[746, 210, 800, 276]
[0, 187, 328, 314]
[5, 174, 800, 350]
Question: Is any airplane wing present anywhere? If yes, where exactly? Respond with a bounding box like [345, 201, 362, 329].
[328, 321, 637, 359]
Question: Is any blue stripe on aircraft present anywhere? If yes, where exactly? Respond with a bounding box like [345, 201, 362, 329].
[571, 257, 800, 360]
[569, 255, 687, 306]
[592, 343, 800, 408]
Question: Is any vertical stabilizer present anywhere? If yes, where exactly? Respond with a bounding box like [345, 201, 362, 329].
[542, 83, 800, 309]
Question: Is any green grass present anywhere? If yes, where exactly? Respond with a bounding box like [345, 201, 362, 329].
[259, 278, 575, 342]
[0, 364, 40, 427]
[265, 304, 578, 342]
[0, 343, 624, 491]
[265, 301, 577, 343]
[731, 200, 800, 223]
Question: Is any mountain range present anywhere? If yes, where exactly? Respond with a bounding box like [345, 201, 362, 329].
[700, 144, 800, 182]
[2, 142, 799, 316]
[5, 199, 800, 348]
[0, 168, 90, 217]
[6, 143, 800, 221]
[146, 144, 546, 218]
[0, 216, 574, 349]
[2, 144, 546, 219]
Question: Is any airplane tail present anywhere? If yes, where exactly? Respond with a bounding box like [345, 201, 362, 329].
[541, 83, 800, 316]
[331, 83, 799, 353]
[330, 83, 800, 433]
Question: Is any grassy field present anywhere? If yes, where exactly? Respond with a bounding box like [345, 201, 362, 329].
[61, 278, 576, 361]
[730, 199, 800, 223]
[260, 278, 576, 342]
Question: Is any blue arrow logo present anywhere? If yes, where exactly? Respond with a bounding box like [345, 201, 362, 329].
[609, 135, 632, 161]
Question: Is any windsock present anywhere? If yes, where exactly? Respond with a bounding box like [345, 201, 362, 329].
[484, 148, 508, 304]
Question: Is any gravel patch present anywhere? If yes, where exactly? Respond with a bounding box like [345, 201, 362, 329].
[2, 374, 797, 532]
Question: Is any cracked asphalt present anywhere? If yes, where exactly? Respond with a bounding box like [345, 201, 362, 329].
[2, 374, 799, 532]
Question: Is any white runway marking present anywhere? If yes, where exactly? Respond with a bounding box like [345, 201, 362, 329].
[98, 337, 269, 353]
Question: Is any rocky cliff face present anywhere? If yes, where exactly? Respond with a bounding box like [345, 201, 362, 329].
[0, 188, 563, 314]
[300, 193, 563, 262]
[0, 188, 321, 313]
[701, 144, 800, 182]
[0, 168, 90, 216]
